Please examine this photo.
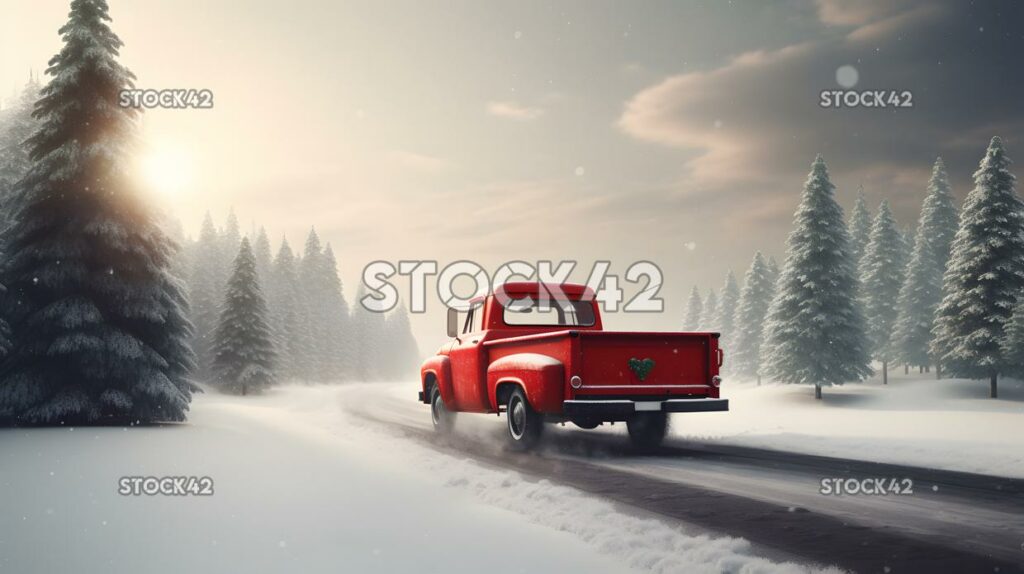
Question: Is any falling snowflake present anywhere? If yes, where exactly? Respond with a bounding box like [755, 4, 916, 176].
[574, 166, 585, 176]
[836, 65, 859, 88]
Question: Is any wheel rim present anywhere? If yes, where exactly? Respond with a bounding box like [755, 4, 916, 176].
[509, 397, 526, 439]
[431, 393, 442, 426]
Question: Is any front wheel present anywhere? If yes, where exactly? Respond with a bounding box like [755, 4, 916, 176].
[506, 387, 543, 450]
[430, 386, 455, 434]
[627, 412, 668, 451]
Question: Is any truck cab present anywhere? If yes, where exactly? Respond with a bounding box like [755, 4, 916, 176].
[419, 282, 728, 449]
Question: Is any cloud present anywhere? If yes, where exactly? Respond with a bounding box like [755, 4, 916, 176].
[486, 101, 544, 121]
[388, 150, 449, 174]
[618, 0, 1024, 227]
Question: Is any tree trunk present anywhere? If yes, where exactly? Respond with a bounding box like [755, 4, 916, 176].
[242, 384, 248, 397]
[883, 361, 888, 385]
[990, 373, 998, 398]
[918, 365, 923, 374]
[904, 364, 909, 375]
[814, 384, 822, 400]
[936, 362, 942, 380]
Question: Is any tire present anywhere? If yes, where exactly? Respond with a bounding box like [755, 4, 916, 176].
[430, 386, 455, 434]
[506, 387, 543, 450]
[627, 412, 668, 451]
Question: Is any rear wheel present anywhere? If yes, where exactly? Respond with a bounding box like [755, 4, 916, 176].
[430, 386, 455, 434]
[506, 387, 543, 450]
[627, 412, 668, 451]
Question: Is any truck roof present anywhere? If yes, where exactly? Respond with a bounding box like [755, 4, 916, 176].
[493, 282, 595, 299]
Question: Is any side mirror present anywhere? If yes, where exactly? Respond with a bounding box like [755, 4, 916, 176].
[446, 307, 460, 338]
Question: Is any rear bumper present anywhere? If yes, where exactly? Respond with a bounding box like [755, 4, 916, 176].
[563, 398, 729, 418]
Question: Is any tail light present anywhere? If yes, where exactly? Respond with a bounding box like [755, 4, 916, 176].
[570, 376, 583, 389]
[711, 376, 722, 388]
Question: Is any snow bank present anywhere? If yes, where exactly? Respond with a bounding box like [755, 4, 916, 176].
[685, 371, 1024, 477]
[252, 384, 841, 574]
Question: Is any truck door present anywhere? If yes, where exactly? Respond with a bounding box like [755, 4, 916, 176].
[449, 306, 490, 412]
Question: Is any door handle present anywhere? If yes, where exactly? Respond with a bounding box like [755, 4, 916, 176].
[471, 339, 480, 344]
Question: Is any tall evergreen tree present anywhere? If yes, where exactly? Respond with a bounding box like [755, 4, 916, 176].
[220, 208, 241, 269]
[715, 271, 740, 347]
[319, 243, 351, 380]
[860, 200, 904, 383]
[0, 0, 195, 424]
[766, 256, 780, 286]
[762, 155, 871, 399]
[252, 226, 272, 286]
[211, 238, 275, 395]
[379, 302, 420, 380]
[848, 185, 872, 269]
[188, 212, 223, 380]
[351, 284, 385, 381]
[699, 289, 718, 331]
[731, 252, 775, 382]
[682, 286, 702, 330]
[266, 237, 309, 381]
[0, 74, 42, 233]
[932, 137, 1024, 398]
[893, 158, 959, 373]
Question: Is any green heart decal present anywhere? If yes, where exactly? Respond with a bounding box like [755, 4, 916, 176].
[628, 358, 656, 381]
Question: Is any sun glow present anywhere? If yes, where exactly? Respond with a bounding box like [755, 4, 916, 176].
[139, 143, 194, 197]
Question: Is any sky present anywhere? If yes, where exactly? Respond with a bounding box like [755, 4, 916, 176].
[2, 0, 1023, 351]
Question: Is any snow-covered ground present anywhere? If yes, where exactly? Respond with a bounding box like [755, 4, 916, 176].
[0, 385, 833, 574]
[692, 370, 1024, 477]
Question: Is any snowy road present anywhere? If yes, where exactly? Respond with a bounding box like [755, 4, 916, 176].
[1, 385, 830, 574]
[347, 383, 1024, 574]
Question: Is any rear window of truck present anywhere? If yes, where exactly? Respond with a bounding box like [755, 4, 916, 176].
[502, 298, 596, 327]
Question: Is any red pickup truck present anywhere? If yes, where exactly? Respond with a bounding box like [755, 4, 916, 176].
[419, 282, 728, 449]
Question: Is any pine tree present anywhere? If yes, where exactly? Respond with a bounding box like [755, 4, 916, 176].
[1000, 298, 1024, 379]
[220, 208, 241, 272]
[351, 284, 385, 381]
[0, 0, 195, 424]
[682, 286, 702, 330]
[893, 158, 959, 374]
[212, 238, 275, 395]
[297, 229, 324, 380]
[762, 155, 871, 399]
[266, 237, 309, 381]
[379, 302, 420, 380]
[731, 252, 775, 383]
[699, 289, 718, 331]
[252, 226, 272, 286]
[766, 256, 780, 286]
[188, 212, 223, 380]
[0, 74, 42, 232]
[319, 243, 351, 380]
[848, 185, 872, 269]
[860, 200, 904, 384]
[715, 271, 740, 347]
[932, 137, 1024, 398]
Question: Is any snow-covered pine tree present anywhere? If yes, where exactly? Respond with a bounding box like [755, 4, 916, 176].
[762, 155, 871, 399]
[848, 185, 872, 269]
[766, 256, 780, 282]
[932, 137, 1024, 398]
[1000, 298, 1024, 380]
[297, 228, 328, 380]
[252, 226, 272, 287]
[379, 302, 420, 380]
[350, 283, 385, 381]
[0, 74, 42, 233]
[731, 252, 775, 383]
[211, 238, 275, 395]
[715, 271, 740, 348]
[219, 208, 241, 273]
[699, 289, 718, 331]
[266, 237, 309, 381]
[319, 243, 351, 380]
[893, 158, 959, 375]
[0, 0, 195, 424]
[859, 200, 904, 384]
[188, 212, 223, 381]
[682, 286, 702, 330]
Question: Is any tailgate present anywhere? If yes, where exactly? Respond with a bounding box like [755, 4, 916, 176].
[574, 331, 718, 396]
